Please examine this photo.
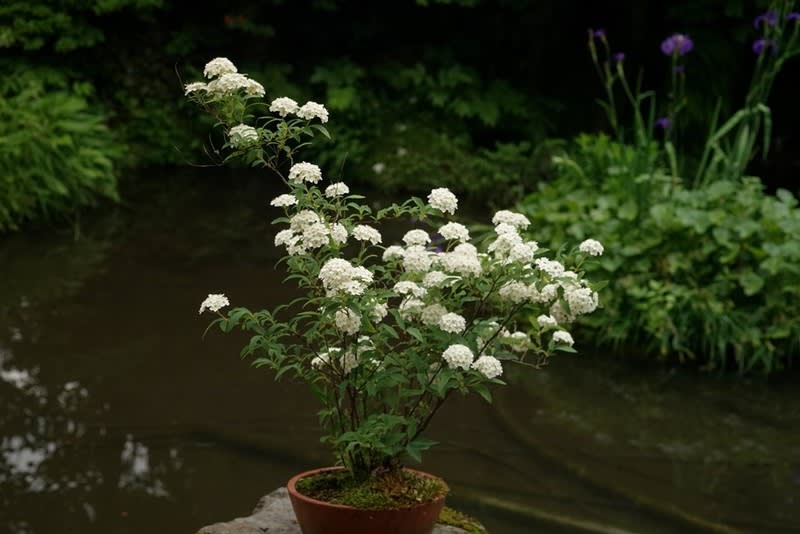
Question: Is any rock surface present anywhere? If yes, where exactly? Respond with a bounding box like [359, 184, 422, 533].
[195, 488, 467, 534]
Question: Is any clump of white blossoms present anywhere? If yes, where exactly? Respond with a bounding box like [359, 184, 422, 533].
[203, 57, 237, 78]
[228, 124, 259, 147]
[579, 239, 604, 257]
[297, 101, 329, 123]
[269, 97, 299, 117]
[190, 59, 607, 478]
[289, 162, 322, 184]
[427, 188, 458, 215]
[199, 294, 229, 314]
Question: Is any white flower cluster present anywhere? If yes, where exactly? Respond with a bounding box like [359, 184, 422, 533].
[403, 245, 434, 273]
[492, 210, 530, 229]
[488, 216, 538, 262]
[270, 194, 297, 208]
[289, 162, 322, 185]
[334, 308, 361, 335]
[438, 222, 470, 243]
[199, 293, 229, 314]
[403, 229, 430, 246]
[382, 246, 405, 261]
[438, 312, 466, 334]
[274, 210, 348, 254]
[296, 101, 329, 123]
[420, 304, 447, 326]
[269, 97, 299, 117]
[228, 124, 258, 147]
[537, 314, 558, 328]
[427, 188, 458, 215]
[184, 82, 207, 95]
[442, 344, 474, 370]
[393, 281, 427, 298]
[204, 57, 237, 78]
[472, 355, 503, 379]
[552, 331, 574, 346]
[186, 58, 265, 98]
[352, 225, 382, 245]
[208, 73, 265, 97]
[421, 271, 452, 288]
[318, 258, 373, 296]
[439, 243, 482, 277]
[579, 239, 604, 256]
[325, 182, 350, 197]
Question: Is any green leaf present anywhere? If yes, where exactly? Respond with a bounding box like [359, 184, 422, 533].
[738, 271, 764, 296]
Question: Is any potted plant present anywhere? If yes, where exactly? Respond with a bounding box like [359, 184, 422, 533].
[187, 57, 605, 534]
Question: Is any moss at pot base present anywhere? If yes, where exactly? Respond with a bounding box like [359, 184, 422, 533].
[438, 507, 488, 534]
[296, 469, 448, 509]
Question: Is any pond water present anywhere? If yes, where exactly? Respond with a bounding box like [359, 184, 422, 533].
[1, 172, 798, 534]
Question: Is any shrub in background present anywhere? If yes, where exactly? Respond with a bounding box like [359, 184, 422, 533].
[518, 4, 800, 374]
[0, 65, 122, 231]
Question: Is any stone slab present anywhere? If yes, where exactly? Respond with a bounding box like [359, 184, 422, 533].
[195, 487, 467, 534]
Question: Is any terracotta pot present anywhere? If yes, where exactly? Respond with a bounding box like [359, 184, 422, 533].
[287, 466, 448, 534]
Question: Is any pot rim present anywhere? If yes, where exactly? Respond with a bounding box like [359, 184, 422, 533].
[287, 466, 449, 512]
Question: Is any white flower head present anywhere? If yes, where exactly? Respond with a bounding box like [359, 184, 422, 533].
[399, 297, 425, 319]
[472, 355, 503, 379]
[325, 182, 350, 197]
[297, 101, 329, 123]
[228, 124, 259, 147]
[204, 57, 237, 78]
[442, 344, 474, 370]
[438, 312, 466, 334]
[184, 82, 207, 95]
[334, 308, 361, 335]
[403, 245, 433, 273]
[579, 239, 604, 256]
[199, 293, 229, 314]
[274, 229, 294, 247]
[438, 222, 470, 243]
[498, 281, 529, 304]
[269, 97, 299, 117]
[207, 73, 264, 97]
[270, 194, 297, 208]
[537, 314, 558, 329]
[393, 281, 427, 298]
[422, 271, 452, 288]
[330, 223, 348, 245]
[319, 258, 373, 296]
[420, 304, 448, 326]
[427, 188, 458, 215]
[302, 222, 329, 249]
[403, 229, 431, 247]
[289, 162, 322, 185]
[535, 258, 565, 278]
[290, 210, 321, 232]
[371, 302, 389, 322]
[492, 210, 530, 230]
[382, 246, 405, 261]
[352, 225, 382, 245]
[553, 330, 575, 346]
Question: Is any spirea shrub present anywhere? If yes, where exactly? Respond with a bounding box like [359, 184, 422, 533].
[188, 58, 605, 479]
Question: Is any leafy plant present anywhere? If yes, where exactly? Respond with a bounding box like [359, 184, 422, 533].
[186, 57, 605, 480]
[0, 64, 122, 231]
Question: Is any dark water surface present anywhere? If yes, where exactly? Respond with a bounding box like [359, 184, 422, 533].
[1, 174, 798, 534]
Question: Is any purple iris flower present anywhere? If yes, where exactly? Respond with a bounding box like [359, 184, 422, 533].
[754, 10, 778, 28]
[660, 33, 694, 56]
[788, 12, 800, 22]
[655, 117, 671, 129]
[613, 52, 625, 63]
[753, 38, 778, 55]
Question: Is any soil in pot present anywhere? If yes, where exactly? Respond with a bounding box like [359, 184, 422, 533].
[295, 468, 447, 509]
